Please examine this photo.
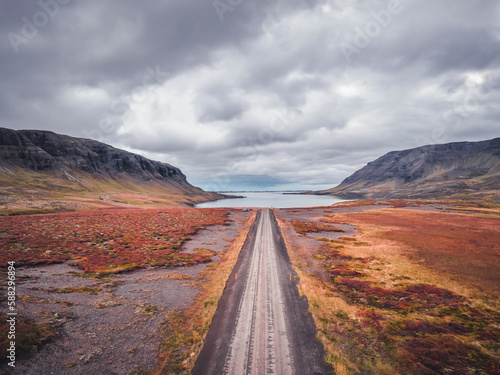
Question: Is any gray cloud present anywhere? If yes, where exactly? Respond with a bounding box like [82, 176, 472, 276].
[1, 0, 499, 191]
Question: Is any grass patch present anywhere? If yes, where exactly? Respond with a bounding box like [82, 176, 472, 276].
[136, 305, 159, 315]
[95, 301, 122, 309]
[0, 208, 68, 216]
[331, 200, 376, 208]
[28, 286, 102, 294]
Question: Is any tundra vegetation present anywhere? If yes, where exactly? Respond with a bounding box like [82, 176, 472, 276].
[0, 208, 231, 363]
[281, 200, 500, 375]
[0, 208, 228, 273]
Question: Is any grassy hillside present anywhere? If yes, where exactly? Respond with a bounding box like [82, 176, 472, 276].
[0, 167, 223, 215]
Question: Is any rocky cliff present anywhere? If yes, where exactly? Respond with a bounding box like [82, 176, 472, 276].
[318, 138, 500, 200]
[0, 128, 186, 181]
[0, 127, 220, 204]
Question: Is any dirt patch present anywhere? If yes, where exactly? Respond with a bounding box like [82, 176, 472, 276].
[0, 210, 250, 374]
[12, 263, 200, 374]
[181, 211, 251, 255]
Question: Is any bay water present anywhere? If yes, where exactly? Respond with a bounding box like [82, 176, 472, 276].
[195, 191, 347, 209]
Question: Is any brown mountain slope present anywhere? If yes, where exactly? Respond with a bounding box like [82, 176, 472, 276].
[0, 127, 224, 210]
[318, 138, 500, 200]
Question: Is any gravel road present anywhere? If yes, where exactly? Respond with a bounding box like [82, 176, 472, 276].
[193, 209, 332, 375]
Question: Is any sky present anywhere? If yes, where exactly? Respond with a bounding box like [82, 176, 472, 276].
[1, 0, 500, 191]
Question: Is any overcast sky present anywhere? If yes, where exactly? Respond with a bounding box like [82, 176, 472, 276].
[1, 0, 499, 191]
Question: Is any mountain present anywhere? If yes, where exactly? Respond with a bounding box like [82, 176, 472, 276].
[317, 138, 500, 200]
[0, 127, 224, 207]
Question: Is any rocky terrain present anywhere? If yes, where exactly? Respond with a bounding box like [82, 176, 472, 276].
[0, 127, 224, 208]
[318, 138, 500, 200]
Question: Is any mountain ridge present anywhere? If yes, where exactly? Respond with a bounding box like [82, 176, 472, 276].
[0, 127, 223, 207]
[317, 137, 500, 200]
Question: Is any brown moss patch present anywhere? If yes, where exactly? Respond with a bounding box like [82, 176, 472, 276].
[0, 316, 56, 357]
[291, 220, 345, 234]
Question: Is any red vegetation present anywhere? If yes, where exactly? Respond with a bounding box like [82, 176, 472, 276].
[403, 336, 497, 374]
[390, 200, 409, 208]
[393, 320, 468, 337]
[356, 309, 386, 328]
[0, 208, 228, 273]
[333, 209, 500, 295]
[315, 237, 500, 374]
[329, 264, 363, 278]
[322, 247, 354, 261]
[291, 220, 345, 234]
[327, 247, 466, 312]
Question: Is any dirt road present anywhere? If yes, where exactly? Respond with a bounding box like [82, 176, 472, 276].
[193, 209, 332, 375]
[99, 193, 136, 207]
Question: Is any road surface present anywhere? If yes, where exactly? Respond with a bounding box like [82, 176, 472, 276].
[99, 193, 136, 207]
[193, 209, 332, 375]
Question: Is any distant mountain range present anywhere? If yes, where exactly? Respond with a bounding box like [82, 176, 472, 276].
[0, 127, 223, 206]
[317, 138, 500, 200]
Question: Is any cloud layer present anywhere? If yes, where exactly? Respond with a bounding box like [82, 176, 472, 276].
[2, 0, 499, 190]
